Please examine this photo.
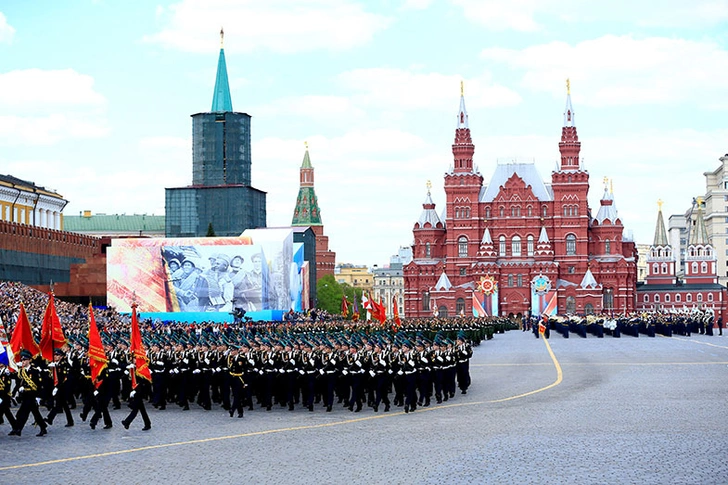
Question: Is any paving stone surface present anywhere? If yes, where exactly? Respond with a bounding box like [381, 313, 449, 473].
[1, 331, 727, 484]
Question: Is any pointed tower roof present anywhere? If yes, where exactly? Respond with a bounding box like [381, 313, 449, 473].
[579, 268, 599, 289]
[416, 182, 443, 228]
[653, 199, 668, 246]
[690, 197, 709, 245]
[564, 78, 575, 127]
[292, 144, 322, 226]
[456, 80, 469, 129]
[434, 271, 452, 291]
[481, 227, 493, 244]
[211, 28, 233, 113]
[538, 225, 550, 243]
[595, 177, 619, 224]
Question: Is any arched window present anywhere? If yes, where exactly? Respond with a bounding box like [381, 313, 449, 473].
[422, 292, 430, 311]
[563, 205, 569, 216]
[456, 298, 465, 315]
[455, 208, 460, 218]
[425, 242, 431, 258]
[708, 293, 714, 302]
[687, 294, 692, 303]
[643, 294, 649, 303]
[542, 205, 548, 217]
[458, 236, 468, 258]
[653, 263, 659, 274]
[605, 239, 611, 254]
[517, 274, 523, 287]
[584, 303, 594, 315]
[512, 236, 522, 256]
[499, 207, 505, 217]
[691, 262, 698, 274]
[566, 296, 576, 314]
[665, 294, 671, 302]
[661, 263, 667, 274]
[697, 293, 703, 302]
[701, 262, 708, 273]
[603, 288, 614, 310]
[507, 274, 513, 287]
[527, 206, 532, 217]
[676, 294, 681, 302]
[527, 236, 534, 256]
[499, 236, 506, 256]
[654, 294, 660, 303]
[566, 234, 577, 255]
[485, 207, 491, 219]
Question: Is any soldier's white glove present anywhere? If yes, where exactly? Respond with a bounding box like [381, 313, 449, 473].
[126, 364, 136, 369]
[215, 367, 222, 373]
[94, 390, 99, 396]
[183, 359, 189, 364]
[17, 387, 24, 394]
[204, 359, 210, 365]
[48, 362, 56, 368]
[156, 361, 164, 366]
[0, 397, 3, 405]
[299, 370, 305, 375]
[356, 361, 362, 367]
[278, 369, 285, 374]
[397, 370, 403, 375]
[342, 370, 348, 375]
[319, 369, 324, 375]
[111, 359, 119, 365]
[369, 370, 375, 377]
[248, 359, 255, 365]
[193, 369, 201, 374]
[52, 387, 58, 396]
[129, 390, 136, 398]
[36, 397, 41, 405]
[124, 370, 129, 375]
[258, 370, 263, 375]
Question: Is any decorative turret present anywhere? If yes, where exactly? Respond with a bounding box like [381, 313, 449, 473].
[684, 197, 717, 284]
[535, 224, 554, 257]
[477, 225, 497, 258]
[594, 177, 620, 224]
[292, 143, 322, 226]
[413, 181, 446, 260]
[646, 199, 676, 285]
[653, 199, 668, 246]
[416, 181, 443, 229]
[558, 78, 581, 171]
[452, 81, 475, 174]
[211, 28, 233, 113]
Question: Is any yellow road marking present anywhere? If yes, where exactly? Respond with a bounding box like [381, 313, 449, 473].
[1, 337, 565, 472]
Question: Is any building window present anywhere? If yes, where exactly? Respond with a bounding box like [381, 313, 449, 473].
[517, 274, 523, 287]
[665, 294, 671, 302]
[459, 267, 466, 276]
[566, 296, 576, 314]
[708, 293, 714, 302]
[485, 207, 491, 219]
[512, 236, 522, 256]
[527, 236, 534, 256]
[697, 293, 703, 302]
[661, 263, 667, 274]
[676, 294, 681, 302]
[458, 236, 468, 258]
[653, 263, 659, 274]
[701, 262, 707, 273]
[691, 262, 698, 274]
[499, 207, 504, 217]
[507, 274, 513, 287]
[542, 206, 548, 217]
[654, 294, 660, 302]
[425, 242, 431, 258]
[499, 236, 506, 256]
[687, 294, 692, 302]
[456, 298, 465, 315]
[643, 295, 649, 303]
[422, 292, 430, 311]
[603, 288, 614, 310]
[527, 206, 533, 217]
[605, 239, 611, 255]
[584, 303, 594, 315]
[566, 234, 577, 255]
[568, 266, 575, 274]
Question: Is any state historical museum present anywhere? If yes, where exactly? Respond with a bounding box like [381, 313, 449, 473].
[404, 86, 638, 319]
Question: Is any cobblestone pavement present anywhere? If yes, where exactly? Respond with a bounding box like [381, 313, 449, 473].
[1, 331, 727, 484]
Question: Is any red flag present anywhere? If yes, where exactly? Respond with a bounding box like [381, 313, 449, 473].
[40, 293, 66, 361]
[341, 296, 349, 318]
[392, 295, 401, 328]
[9, 303, 40, 362]
[130, 303, 151, 386]
[87, 304, 108, 388]
[371, 297, 387, 324]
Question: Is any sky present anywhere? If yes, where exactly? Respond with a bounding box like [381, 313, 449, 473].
[1, 0, 727, 267]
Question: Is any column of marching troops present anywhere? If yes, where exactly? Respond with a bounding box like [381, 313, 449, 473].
[0, 317, 502, 437]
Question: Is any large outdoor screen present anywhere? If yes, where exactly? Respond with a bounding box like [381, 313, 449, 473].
[107, 228, 306, 315]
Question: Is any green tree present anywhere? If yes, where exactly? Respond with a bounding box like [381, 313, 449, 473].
[316, 274, 343, 314]
[206, 222, 216, 237]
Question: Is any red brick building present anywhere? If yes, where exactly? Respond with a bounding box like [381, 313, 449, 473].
[404, 88, 638, 318]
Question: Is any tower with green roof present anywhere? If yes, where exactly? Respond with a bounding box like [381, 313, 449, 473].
[291, 144, 335, 279]
[166, 29, 266, 237]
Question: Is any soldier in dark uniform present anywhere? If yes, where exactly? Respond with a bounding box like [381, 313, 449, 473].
[227, 346, 245, 418]
[0, 362, 17, 431]
[400, 342, 418, 413]
[346, 344, 365, 412]
[369, 341, 391, 412]
[9, 351, 48, 437]
[319, 344, 338, 412]
[89, 366, 113, 430]
[45, 348, 74, 427]
[149, 343, 168, 410]
[455, 336, 473, 395]
[298, 341, 318, 412]
[121, 370, 152, 431]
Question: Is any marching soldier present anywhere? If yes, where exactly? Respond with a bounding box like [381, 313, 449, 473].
[9, 351, 48, 437]
[45, 348, 74, 427]
[0, 362, 17, 430]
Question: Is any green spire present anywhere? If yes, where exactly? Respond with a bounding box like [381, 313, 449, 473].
[292, 143, 322, 226]
[211, 28, 233, 113]
[690, 198, 709, 246]
[653, 200, 668, 246]
[301, 148, 312, 169]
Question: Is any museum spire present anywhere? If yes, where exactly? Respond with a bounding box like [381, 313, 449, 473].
[211, 28, 233, 113]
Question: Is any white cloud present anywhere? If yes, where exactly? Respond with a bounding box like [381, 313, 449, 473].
[0, 69, 106, 108]
[0, 69, 108, 145]
[257, 95, 363, 120]
[0, 12, 15, 44]
[401, 0, 433, 10]
[480, 35, 728, 108]
[145, 0, 391, 53]
[451, 0, 728, 31]
[338, 68, 522, 111]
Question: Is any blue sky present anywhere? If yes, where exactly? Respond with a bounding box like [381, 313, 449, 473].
[1, 0, 727, 266]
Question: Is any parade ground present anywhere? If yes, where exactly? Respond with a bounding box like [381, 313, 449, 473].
[1, 330, 726, 485]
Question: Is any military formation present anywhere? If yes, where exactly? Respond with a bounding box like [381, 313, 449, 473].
[0, 289, 506, 437]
